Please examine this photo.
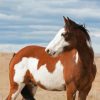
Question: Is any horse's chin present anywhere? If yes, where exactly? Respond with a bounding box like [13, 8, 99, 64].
[51, 54, 58, 57]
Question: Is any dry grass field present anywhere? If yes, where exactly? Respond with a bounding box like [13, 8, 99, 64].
[0, 53, 100, 100]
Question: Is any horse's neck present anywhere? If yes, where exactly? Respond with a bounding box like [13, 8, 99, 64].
[59, 49, 77, 64]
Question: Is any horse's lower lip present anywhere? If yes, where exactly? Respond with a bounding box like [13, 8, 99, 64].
[51, 53, 59, 57]
[52, 52, 56, 55]
[49, 52, 56, 56]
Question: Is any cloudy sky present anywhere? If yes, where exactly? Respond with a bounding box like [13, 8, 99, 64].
[0, 0, 100, 53]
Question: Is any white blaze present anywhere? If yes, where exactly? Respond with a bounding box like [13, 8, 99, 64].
[46, 28, 70, 56]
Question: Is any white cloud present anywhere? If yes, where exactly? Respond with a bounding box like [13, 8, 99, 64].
[91, 32, 100, 37]
[0, 13, 21, 20]
[92, 43, 100, 54]
[0, 0, 100, 20]
[88, 27, 100, 32]
[68, 8, 100, 18]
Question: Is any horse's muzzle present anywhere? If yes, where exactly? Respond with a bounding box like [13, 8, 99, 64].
[45, 49, 56, 56]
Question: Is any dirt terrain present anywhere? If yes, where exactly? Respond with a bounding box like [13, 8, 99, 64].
[0, 53, 100, 100]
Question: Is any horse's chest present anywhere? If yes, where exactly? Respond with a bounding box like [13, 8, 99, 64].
[14, 57, 66, 90]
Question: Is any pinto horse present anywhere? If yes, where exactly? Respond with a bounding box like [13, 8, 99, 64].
[6, 17, 96, 100]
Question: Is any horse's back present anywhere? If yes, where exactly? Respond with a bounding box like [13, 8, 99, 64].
[15, 45, 45, 57]
[9, 45, 45, 65]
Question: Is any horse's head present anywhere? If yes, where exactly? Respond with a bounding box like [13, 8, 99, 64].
[45, 16, 91, 57]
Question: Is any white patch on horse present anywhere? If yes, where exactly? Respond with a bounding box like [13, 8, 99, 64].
[28, 58, 65, 90]
[46, 28, 70, 56]
[86, 40, 91, 47]
[14, 57, 28, 84]
[12, 83, 25, 100]
[75, 52, 79, 64]
[14, 57, 65, 91]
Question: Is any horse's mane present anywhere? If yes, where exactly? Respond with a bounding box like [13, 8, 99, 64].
[72, 23, 94, 71]
[74, 24, 91, 42]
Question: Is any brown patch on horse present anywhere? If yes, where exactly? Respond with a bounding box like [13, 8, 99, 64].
[24, 70, 37, 85]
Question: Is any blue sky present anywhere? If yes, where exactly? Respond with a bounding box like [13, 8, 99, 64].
[0, 0, 100, 53]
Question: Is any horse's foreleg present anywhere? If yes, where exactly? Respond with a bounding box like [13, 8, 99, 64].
[66, 82, 77, 100]
[6, 83, 25, 100]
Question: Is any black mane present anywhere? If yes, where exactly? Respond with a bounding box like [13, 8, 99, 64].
[72, 24, 91, 42]
[75, 24, 91, 42]
[70, 23, 94, 68]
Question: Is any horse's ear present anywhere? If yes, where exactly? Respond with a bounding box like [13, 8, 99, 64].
[63, 16, 73, 25]
[63, 16, 67, 24]
[63, 16, 69, 24]
[67, 17, 76, 26]
[63, 16, 76, 27]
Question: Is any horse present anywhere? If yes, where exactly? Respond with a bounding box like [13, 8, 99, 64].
[6, 17, 96, 100]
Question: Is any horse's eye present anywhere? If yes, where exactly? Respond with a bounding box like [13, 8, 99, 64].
[61, 33, 65, 37]
[61, 33, 68, 38]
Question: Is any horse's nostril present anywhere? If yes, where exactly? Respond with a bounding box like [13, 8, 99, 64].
[46, 49, 50, 54]
[46, 49, 56, 56]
